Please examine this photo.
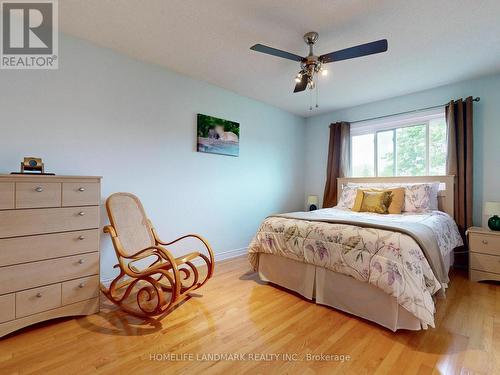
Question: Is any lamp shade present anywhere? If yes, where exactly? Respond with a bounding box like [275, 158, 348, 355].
[484, 201, 500, 215]
[307, 195, 319, 206]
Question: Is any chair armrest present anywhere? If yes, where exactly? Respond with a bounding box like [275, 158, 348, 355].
[127, 245, 176, 263]
[152, 231, 215, 265]
[122, 245, 178, 275]
[103, 225, 117, 237]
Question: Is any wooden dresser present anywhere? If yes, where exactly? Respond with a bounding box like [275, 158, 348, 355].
[0, 174, 101, 337]
[468, 226, 500, 282]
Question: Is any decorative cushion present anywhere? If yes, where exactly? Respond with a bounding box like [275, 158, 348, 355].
[403, 184, 434, 212]
[359, 191, 393, 214]
[337, 185, 358, 209]
[352, 187, 405, 214]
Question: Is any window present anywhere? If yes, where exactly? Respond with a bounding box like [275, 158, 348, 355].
[351, 133, 375, 177]
[350, 109, 447, 177]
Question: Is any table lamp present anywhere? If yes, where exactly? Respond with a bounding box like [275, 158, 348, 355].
[307, 195, 319, 211]
[484, 201, 500, 231]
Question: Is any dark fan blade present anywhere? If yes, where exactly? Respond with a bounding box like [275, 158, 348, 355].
[250, 44, 304, 62]
[293, 74, 309, 93]
[320, 39, 388, 64]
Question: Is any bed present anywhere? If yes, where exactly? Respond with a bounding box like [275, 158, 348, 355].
[248, 176, 463, 331]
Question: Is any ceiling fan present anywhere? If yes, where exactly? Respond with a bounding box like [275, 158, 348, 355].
[250, 32, 388, 94]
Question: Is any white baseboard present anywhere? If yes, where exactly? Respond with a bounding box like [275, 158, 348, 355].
[100, 247, 247, 286]
[213, 247, 248, 262]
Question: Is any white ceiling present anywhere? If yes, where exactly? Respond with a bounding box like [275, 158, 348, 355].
[60, 0, 500, 117]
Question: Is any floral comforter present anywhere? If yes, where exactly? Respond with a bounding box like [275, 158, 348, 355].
[248, 208, 463, 328]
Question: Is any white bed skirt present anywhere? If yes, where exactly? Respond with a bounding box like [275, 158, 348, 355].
[258, 253, 453, 331]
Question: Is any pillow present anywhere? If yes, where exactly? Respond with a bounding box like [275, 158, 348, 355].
[429, 182, 440, 210]
[404, 184, 434, 212]
[337, 185, 358, 209]
[352, 187, 405, 214]
[347, 181, 439, 212]
[358, 191, 393, 214]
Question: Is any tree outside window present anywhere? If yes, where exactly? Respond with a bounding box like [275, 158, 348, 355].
[350, 114, 447, 177]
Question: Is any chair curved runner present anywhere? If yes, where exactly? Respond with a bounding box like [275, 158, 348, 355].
[100, 193, 215, 317]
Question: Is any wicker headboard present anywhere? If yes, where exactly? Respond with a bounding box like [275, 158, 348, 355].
[337, 175, 455, 217]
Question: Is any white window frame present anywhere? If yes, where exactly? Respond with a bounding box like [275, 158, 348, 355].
[350, 108, 446, 177]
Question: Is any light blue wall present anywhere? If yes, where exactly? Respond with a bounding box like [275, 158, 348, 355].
[305, 73, 500, 226]
[0, 35, 307, 281]
[2, 32, 499, 280]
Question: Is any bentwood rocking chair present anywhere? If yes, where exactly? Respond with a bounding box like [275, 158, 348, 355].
[100, 193, 215, 317]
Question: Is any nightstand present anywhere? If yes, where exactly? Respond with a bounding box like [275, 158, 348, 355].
[468, 226, 500, 282]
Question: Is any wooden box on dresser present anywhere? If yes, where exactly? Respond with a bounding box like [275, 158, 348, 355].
[468, 226, 500, 282]
[0, 174, 101, 337]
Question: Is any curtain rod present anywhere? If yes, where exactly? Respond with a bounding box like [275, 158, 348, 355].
[351, 97, 480, 124]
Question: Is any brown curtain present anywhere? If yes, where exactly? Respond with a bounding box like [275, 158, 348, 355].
[323, 122, 350, 207]
[446, 96, 474, 234]
[446, 97, 473, 269]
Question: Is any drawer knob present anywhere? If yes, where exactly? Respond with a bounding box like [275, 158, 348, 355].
[78, 283, 86, 288]
[35, 187, 43, 192]
[78, 187, 86, 192]
[36, 292, 42, 298]
[482, 240, 489, 245]
[78, 235, 85, 240]
[78, 259, 85, 264]
[78, 211, 85, 216]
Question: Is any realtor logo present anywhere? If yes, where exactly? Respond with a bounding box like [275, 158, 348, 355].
[1, 0, 58, 69]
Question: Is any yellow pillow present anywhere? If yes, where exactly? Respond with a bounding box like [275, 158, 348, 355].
[357, 191, 392, 214]
[352, 187, 405, 214]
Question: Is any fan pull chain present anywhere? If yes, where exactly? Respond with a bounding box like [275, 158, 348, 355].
[315, 75, 319, 109]
[309, 87, 313, 111]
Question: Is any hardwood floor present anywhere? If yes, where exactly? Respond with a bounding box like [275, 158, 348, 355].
[0, 256, 499, 375]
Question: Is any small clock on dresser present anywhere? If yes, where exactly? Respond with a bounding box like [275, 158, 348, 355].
[468, 226, 500, 282]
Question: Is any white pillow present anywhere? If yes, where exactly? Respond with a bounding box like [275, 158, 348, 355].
[337, 185, 358, 209]
[429, 182, 440, 210]
[404, 184, 434, 212]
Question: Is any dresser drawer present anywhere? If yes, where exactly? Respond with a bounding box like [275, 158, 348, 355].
[62, 183, 100, 207]
[15, 284, 62, 318]
[0, 294, 15, 323]
[0, 252, 99, 295]
[0, 229, 99, 266]
[0, 182, 15, 210]
[0, 206, 99, 238]
[469, 233, 500, 256]
[16, 182, 61, 209]
[470, 252, 500, 274]
[470, 269, 500, 282]
[62, 275, 99, 305]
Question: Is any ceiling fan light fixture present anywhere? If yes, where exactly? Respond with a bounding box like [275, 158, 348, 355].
[250, 33, 388, 110]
